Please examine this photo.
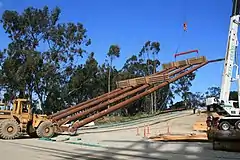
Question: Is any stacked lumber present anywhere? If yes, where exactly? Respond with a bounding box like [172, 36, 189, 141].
[116, 56, 207, 88]
[116, 74, 169, 88]
[162, 62, 175, 70]
[162, 56, 207, 70]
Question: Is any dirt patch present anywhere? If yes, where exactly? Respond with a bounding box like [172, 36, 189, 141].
[95, 116, 123, 124]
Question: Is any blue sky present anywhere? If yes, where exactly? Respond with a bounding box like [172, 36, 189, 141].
[0, 0, 237, 96]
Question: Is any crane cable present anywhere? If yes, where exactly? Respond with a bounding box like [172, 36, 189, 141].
[174, 0, 188, 57]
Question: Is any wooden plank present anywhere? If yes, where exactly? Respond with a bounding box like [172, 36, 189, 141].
[128, 79, 137, 86]
[117, 56, 207, 88]
[177, 60, 188, 67]
[162, 56, 207, 69]
[187, 56, 207, 65]
[116, 80, 129, 88]
[149, 133, 208, 141]
[116, 74, 169, 88]
[192, 113, 208, 131]
[193, 122, 208, 131]
[148, 75, 168, 83]
[162, 62, 175, 70]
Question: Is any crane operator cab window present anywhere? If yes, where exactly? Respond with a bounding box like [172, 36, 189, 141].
[233, 102, 239, 108]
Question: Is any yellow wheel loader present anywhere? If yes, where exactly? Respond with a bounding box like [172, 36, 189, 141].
[0, 98, 55, 139]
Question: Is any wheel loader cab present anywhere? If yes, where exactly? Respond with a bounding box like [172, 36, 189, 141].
[12, 99, 32, 115]
[10, 99, 34, 123]
[11, 99, 48, 128]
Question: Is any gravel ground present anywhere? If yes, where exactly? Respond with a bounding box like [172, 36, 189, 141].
[1, 110, 240, 160]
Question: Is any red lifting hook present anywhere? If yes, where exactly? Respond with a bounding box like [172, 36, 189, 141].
[183, 22, 187, 31]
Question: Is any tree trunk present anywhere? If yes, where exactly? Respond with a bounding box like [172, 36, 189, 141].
[151, 93, 154, 114]
[108, 66, 111, 95]
[107, 59, 112, 111]
[153, 55, 157, 113]
[154, 91, 157, 112]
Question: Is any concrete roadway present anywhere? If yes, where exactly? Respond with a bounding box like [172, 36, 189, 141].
[1, 110, 240, 160]
[1, 138, 240, 160]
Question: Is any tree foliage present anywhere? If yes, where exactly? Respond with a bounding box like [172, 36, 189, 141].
[0, 6, 91, 112]
[0, 6, 199, 116]
[205, 86, 221, 98]
[171, 70, 196, 108]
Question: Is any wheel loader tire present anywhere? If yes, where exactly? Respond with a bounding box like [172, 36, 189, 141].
[0, 120, 4, 139]
[27, 125, 38, 138]
[0, 119, 21, 140]
[68, 127, 77, 136]
[36, 121, 55, 138]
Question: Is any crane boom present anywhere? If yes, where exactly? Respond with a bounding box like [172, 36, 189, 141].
[219, 13, 239, 104]
[206, 0, 240, 131]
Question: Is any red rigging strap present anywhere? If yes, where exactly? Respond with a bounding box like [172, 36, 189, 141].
[174, 49, 199, 58]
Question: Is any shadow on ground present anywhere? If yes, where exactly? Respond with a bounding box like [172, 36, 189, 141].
[6, 139, 240, 160]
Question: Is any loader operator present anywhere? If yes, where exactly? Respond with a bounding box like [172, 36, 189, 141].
[22, 103, 28, 113]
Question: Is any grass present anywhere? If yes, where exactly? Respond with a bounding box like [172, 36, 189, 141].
[94, 112, 150, 125]
[94, 109, 181, 125]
